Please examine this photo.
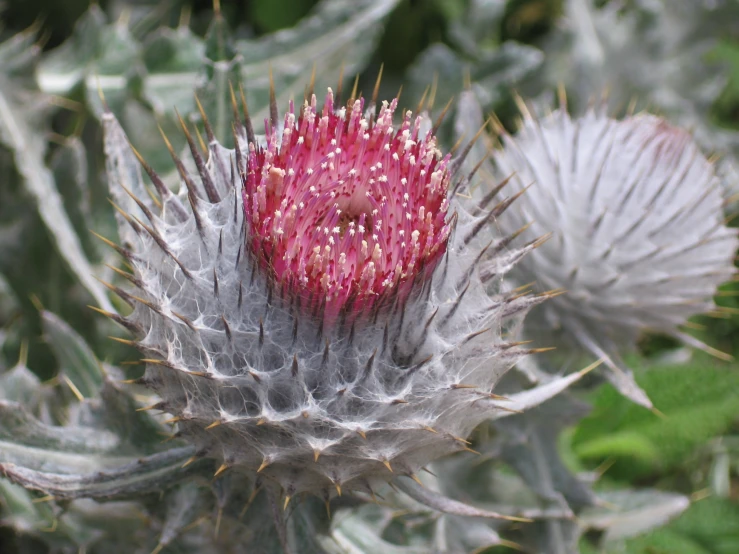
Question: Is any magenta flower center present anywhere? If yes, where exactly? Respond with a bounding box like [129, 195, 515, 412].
[244, 90, 451, 316]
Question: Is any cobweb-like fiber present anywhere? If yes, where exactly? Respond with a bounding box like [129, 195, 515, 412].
[103, 90, 545, 500]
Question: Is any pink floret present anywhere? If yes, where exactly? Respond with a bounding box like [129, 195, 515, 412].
[243, 90, 451, 317]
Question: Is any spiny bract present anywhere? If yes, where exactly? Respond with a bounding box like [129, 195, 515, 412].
[489, 107, 738, 406]
[103, 86, 545, 501]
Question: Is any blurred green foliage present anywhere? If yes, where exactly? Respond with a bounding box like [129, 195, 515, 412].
[572, 361, 739, 481]
[580, 498, 739, 554]
[711, 40, 739, 131]
[567, 361, 739, 553]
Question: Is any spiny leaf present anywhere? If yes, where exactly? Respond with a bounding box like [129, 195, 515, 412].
[97, 380, 170, 454]
[0, 401, 139, 474]
[0, 401, 120, 454]
[36, 6, 109, 95]
[0, 446, 204, 500]
[581, 489, 690, 542]
[41, 310, 103, 398]
[407, 41, 543, 113]
[323, 508, 428, 554]
[393, 476, 529, 521]
[141, 26, 205, 115]
[36, 6, 140, 116]
[489, 359, 603, 421]
[0, 31, 114, 313]
[585, 497, 739, 554]
[155, 482, 205, 551]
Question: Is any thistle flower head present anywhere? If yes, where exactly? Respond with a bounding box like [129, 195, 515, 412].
[102, 84, 543, 501]
[489, 107, 738, 405]
[244, 90, 450, 320]
[244, 90, 450, 318]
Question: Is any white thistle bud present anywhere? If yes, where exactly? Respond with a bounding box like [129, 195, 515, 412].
[102, 89, 545, 503]
[489, 108, 738, 406]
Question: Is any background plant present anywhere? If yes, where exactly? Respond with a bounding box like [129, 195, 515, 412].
[1, 1, 738, 553]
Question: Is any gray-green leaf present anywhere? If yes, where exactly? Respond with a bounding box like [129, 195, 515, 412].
[41, 310, 103, 398]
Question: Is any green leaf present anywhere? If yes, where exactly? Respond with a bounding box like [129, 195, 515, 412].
[96, 379, 169, 454]
[154, 482, 207, 551]
[83, 21, 141, 119]
[251, 0, 316, 32]
[446, 0, 506, 55]
[0, 272, 19, 325]
[710, 40, 739, 131]
[0, 31, 114, 313]
[41, 310, 102, 398]
[523, 520, 581, 554]
[581, 489, 690, 542]
[141, 26, 205, 117]
[0, 400, 134, 474]
[234, 0, 401, 122]
[0, 357, 45, 410]
[667, 498, 739, 554]
[36, 6, 108, 95]
[141, 0, 401, 133]
[491, 361, 599, 421]
[0, 479, 55, 531]
[289, 497, 333, 554]
[0, 401, 120, 454]
[55, 499, 145, 551]
[0, 445, 203, 500]
[407, 44, 466, 113]
[141, 0, 402, 151]
[197, 12, 240, 143]
[495, 393, 594, 553]
[709, 440, 732, 498]
[394, 476, 520, 520]
[46, 0, 400, 179]
[500, 417, 596, 510]
[50, 137, 101, 260]
[586, 498, 739, 554]
[406, 39, 542, 113]
[599, 528, 709, 554]
[574, 431, 659, 465]
[1, 478, 148, 551]
[572, 363, 739, 479]
[36, 5, 140, 116]
[324, 507, 429, 554]
[473, 42, 544, 103]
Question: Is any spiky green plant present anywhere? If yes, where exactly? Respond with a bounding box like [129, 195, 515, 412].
[1, 2, 738, 554]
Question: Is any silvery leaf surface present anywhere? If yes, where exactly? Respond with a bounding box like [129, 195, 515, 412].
[0, 445, 204, 500]
[0, 30, 114, 312]
[41, 311, 103, 399]
[37, 0, 401, 173]
[580, 488, 690, 543]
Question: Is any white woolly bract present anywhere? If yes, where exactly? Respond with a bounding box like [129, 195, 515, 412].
[490, 109, 738, 406]
[103, 106, 543, 499]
